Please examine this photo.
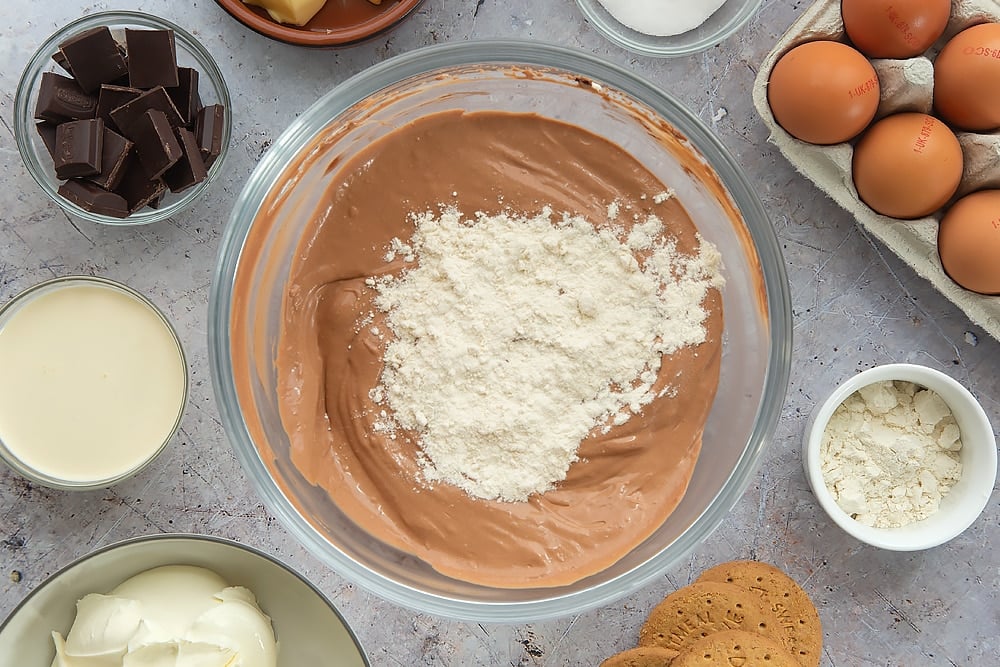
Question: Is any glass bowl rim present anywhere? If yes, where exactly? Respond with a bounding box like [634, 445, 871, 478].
[12, 10, 233, 226]
[0, 532, 372, 666]
[574, 0, 764, 58]
[208, 38, 793, 622]
[0, 275, 189, 490]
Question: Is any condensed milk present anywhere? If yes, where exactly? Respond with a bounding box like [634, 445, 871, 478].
[0, 277, 187, 488]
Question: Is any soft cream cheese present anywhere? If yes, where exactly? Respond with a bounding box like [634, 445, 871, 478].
[51, 565, 277, 667]
[0, 282, 185, 483]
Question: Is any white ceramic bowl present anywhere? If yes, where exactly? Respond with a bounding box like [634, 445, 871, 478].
[0, 534, 369, 666]
[803, 363, 997, 550]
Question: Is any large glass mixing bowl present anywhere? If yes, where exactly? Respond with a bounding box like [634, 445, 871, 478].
[209, 41, 792, 622]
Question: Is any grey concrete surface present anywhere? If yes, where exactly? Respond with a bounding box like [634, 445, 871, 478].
[1, 1, 998, 665]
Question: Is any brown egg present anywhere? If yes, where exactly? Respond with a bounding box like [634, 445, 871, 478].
[938, 190, 1000, 294]
[935, 23, 1000, 131]
[768, 40, 880, 145]
[852, 113, 963, 219]
[842, 0, 951, 59]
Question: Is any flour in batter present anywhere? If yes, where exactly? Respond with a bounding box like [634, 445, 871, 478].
[369, 207, 723, 502]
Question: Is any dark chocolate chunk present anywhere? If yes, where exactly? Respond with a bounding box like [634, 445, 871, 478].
[51, 50, 73, 76]
[109, 86, 184, 134]
[125, 29, 179, 89]
[96, 84, 142, 131]
[164, 128, 208, 193]
[85, 127, 133, 191]
[53, 118, 104, 179]
[34, 72, 97, 122]
[113, 154, 167, 213]
[167, 67, 202, 125]
[148, 192, 166, 209]
[194, 104, 225, 167]
[130, 109, 182, 179]
[58, 179, 129, 218]
[36, 122, 58, 159]
[58, 26, 128, 93]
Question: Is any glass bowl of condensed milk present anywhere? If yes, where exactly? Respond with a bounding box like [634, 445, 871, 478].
[210, 41, 792, 621]
[0, 276, 187, 489]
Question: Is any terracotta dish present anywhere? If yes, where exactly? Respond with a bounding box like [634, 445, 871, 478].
[215, 0, 424, 47]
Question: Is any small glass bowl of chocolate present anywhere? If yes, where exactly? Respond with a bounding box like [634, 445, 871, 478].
[13, 11, 231, 225]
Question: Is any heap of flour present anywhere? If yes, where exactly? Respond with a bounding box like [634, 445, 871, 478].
[368, 207, 723, 502]
[820, 380, 964, 528]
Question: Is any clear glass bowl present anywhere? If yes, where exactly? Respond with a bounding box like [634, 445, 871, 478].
[209, 40, 792, 621]
[13, 11, 232, 226]
[576, 0, 762, 57]
[0, 276, 188, 490]
[0, 534, 369, 666]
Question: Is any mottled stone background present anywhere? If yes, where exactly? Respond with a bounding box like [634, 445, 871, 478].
[1, 1, 997, 665]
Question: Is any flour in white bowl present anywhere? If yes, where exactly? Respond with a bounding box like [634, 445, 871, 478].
[820, 380, 963, 528]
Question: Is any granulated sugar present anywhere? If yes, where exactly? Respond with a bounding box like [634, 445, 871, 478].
[371, 207, 723, 502]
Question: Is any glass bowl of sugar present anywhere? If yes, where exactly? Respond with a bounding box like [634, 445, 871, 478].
[575, 0, 763, 58]
[803, 363, 997, 551]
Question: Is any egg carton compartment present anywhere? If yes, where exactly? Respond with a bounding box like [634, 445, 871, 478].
[752, 0, 1000, 340]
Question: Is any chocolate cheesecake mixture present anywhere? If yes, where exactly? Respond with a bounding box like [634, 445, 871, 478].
[272, 109, 723, 588]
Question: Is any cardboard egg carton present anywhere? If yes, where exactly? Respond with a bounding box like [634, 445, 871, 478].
[752, 0, 1000, 340]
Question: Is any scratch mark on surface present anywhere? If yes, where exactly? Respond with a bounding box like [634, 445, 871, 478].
[800, 559, 827, 587]
[61, 210, 95, 245]
[187, 399, 225, 429]
[548, 614, 580, 661]
[857, 226, 965, 363]
[873, 588, 920, 634]
[0, 112, 14, 139]
[473, 624, 502, 664]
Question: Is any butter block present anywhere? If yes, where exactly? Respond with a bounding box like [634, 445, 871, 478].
[242, 0, 326, 26]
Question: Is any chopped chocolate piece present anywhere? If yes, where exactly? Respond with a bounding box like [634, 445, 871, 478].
[194, 104, 225, 167]
[51, 50, 73, 76]
[164, 128, 208, 193]
[58, 179, 129, 218]
[53, 118, 104, 179]
[34, 72, 97, 122]
[36, 122, 58, 159]
[109, 86, 184, 134]
[85, 127, 133, 191]
[125, 29, 179, 89]
[167, 67, 202, 125]
[96, 84, 142, 130]
[130, 109, 182, 179]
[58, 26, 128, 93]
[113, 154, 167, 213]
